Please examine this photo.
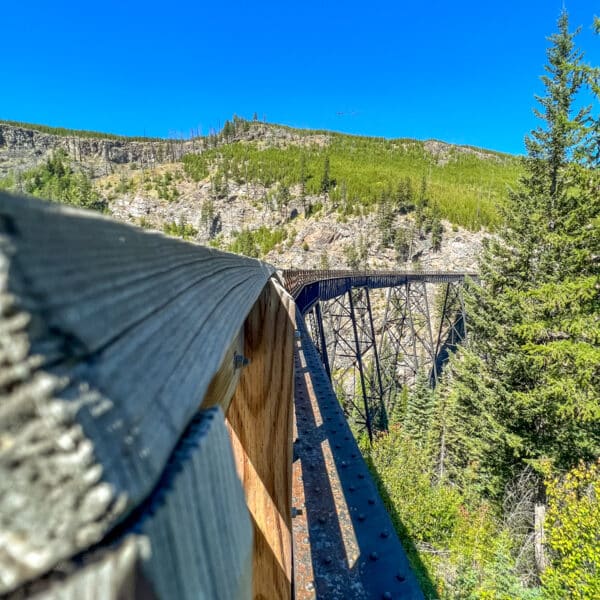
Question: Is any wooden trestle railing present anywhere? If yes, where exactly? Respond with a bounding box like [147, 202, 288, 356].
[0, 193, 295, 599]
[1, 193, 472, 599]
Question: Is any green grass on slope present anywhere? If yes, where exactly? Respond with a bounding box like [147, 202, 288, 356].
[183, 132, 521, 230]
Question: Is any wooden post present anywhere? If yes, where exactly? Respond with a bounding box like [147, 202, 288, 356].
[226, 279, 295, 600]
[534, 502, 548, 574]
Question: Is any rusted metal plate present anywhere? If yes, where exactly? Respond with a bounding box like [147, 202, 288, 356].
[292, 316, 424, 599]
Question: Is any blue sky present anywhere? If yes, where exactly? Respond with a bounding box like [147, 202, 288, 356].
[1, 1, 598, 154]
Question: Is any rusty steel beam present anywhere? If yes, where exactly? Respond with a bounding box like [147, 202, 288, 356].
[292, 317, 423, 599]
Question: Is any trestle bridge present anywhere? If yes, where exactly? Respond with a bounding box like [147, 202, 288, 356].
[0, 193, 474, 599]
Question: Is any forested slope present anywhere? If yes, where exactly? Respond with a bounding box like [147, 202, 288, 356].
[0, 118, 519, 272]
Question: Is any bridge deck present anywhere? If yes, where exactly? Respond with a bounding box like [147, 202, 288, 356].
[292, 315, 423, 599]
[283, 269, 475, 315]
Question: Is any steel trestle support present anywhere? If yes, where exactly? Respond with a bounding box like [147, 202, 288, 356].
[300, 273, 470, 438]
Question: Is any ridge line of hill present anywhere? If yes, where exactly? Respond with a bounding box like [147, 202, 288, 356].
[0, 118, 515, 158]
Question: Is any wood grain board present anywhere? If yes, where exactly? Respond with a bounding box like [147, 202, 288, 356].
[0, 192, 274, 593]
[6, 409, 253, 600]
[227, 279, 296, 600]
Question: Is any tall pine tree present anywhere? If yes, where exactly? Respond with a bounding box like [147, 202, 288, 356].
[404, 371, 436, 445]
[435, 10, 599, 498]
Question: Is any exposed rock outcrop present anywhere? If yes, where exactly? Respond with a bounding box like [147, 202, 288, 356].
[0, 121, 488, 272]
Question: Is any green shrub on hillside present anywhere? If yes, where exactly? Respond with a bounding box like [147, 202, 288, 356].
[182, 153, 210, 180]
[364, 427, 542, 599]
[542, 461, 600, 599]
[154, 171, 180, 201]
[227, 225, 287, 258]
[163, 219, 198, 240]
[0, 172, 15, 190]
[16, 150, 106, 211]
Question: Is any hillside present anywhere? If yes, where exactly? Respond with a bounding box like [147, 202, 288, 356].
[0, 118, 521, 271]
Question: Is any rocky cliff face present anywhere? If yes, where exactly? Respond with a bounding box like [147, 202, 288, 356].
[108, 172, 485, 272]
[0, 122, 328, 178]
[0, 121, 487, 272]
[0, 123, 199, 177]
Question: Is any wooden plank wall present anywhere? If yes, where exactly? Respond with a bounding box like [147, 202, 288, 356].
[0, 193, 292, 596]
[227, 279, 296, 600]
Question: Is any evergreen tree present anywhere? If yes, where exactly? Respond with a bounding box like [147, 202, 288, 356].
[200, 198, 215, 236]
[222, 120, 234, 141]
[437, 10, 599, 498]
[376, 190, 395, 248]
[396, 176, 414, 214]
[389, 386, 409, 427]
[320, 155, 331, 194]
[404, 371, 436, 445]
[415, 175, 429, 236]
[394, 226, 411, 263]
[22, 150, 104, 211]
[524, 11, 587, 203]
[344, 242, 361, 270]
[344, 234, 368, 270]
[211, 170, 225, 199]
[299, 153, 307, 212]
[431, 216, 443, 252]
[279, 183, 290, 217]
[230, 229, 259, 258]
[319, 250, 329, 270]
[429, 351, 507, 489]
